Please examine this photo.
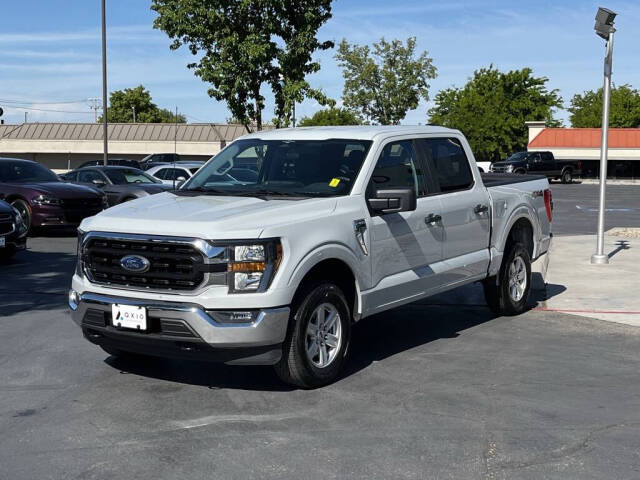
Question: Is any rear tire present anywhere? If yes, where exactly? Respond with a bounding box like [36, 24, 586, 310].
[483, 242, 531, 316]
[275, 281, 351, 388]
[561, 169, 573, 184]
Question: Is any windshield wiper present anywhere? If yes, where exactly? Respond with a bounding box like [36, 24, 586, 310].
[231, 189, 310, 198]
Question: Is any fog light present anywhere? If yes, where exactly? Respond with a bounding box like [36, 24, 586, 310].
[68, 289, 79, 310]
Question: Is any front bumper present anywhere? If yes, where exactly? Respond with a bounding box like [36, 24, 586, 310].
[32, 205, 103, 228]
[70, 291, 290, 365]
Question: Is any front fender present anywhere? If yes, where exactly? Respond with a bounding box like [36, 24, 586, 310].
[287, 242, 366, 317]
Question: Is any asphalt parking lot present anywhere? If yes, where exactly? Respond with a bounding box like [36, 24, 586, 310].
[1, 184, 639, 479]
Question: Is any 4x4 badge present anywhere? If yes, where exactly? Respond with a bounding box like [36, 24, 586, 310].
[353, 219, 368, 256]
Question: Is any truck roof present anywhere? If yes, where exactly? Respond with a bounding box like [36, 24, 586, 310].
[239, 125, 460, 141]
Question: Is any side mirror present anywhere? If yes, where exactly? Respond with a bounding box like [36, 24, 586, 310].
[92, 179, 106, 187]
[368, 187, 416, 215]
[176, 176, 187, 182]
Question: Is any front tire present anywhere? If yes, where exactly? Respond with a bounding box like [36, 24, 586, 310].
[561, 169, 573, 184]
[275, 282, 351, 388]
[483, 242, 532, 316]
[10, 199, 32, 235]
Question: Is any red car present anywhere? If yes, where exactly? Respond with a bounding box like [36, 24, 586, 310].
[0, 158, 107, 233]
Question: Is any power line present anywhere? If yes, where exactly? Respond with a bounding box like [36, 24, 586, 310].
[0, 105, 93, 114]
[0, 98, 88, 105]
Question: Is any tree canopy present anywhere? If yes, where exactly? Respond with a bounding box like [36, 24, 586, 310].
[151, 0, 334, 132]
[102, 85, 186, 123]
[568, 84, 640, 128]
[297, 107, 362, 127]
[335, 37, 436, 125]
[428, 66, 562, 162]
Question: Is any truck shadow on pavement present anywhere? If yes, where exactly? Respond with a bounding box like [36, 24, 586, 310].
[104, 280, 566, 391]
[0, 247, 76, 317]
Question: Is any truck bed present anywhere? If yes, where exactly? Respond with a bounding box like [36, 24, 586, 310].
[481, 172, 547, 188]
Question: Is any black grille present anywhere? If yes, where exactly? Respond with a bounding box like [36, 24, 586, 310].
[84, 237, 208, 291]
[83, 309, 197, 338]
[0, 217, 14, 235]
[63, 198, 103, 223]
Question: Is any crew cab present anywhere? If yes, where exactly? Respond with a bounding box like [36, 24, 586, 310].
[490, 150, 582, 184]
[69, 126, 553, 388]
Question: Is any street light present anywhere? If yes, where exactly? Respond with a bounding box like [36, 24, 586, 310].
[101, 0, 109, 166]
[590, 7, 617, 265]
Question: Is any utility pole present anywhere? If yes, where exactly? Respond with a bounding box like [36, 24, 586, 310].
[101, 0, 109, 166]
[591, 7, 617, 265]
[88, 98, 100, 122]
[173, 106, 178, 189]
[24, 112, 28, 124]
[132, 106, 136, 123]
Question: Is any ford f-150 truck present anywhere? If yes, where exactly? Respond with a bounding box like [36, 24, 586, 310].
[69, 126, 553, 388]
[490, 150, 582, 184]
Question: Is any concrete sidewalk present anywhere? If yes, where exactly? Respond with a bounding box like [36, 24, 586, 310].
[534, 230, 640, 326]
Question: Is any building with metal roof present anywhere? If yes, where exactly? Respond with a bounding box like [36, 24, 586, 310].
[0, 122, 252, 171]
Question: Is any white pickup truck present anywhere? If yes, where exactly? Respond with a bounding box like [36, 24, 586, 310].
[69, 126, 553, 388]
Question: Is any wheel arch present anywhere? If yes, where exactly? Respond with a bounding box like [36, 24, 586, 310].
[288, 245, 364, 322]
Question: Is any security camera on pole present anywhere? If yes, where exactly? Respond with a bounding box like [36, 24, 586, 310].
[590, 7, 617, 265]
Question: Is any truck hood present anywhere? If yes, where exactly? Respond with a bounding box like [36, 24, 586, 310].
[80, 192, 338, 239]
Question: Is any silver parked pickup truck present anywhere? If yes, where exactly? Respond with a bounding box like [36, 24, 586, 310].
[69, 126, 553, 388]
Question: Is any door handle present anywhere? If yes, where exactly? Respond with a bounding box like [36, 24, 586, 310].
[425, 213, 442, 225]
[474, 204, 489, 215]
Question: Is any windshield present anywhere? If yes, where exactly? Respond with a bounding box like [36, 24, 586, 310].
[0, 161, 59, 183]
[104, 168, 160, 185]
[505, 152, 530, 162]
[184, 139, 372, 197]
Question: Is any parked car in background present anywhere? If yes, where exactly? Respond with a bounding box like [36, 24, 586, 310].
[0, 158, 106, 233]
[146, 162, 204, 186]
[476, 161, 492, 173]
[0, 198, 28, 260]
[60, 166, 174, 207]
[70, 126, 553, 388]
[77, 158, 140, 169]
[139, 153, 180, 170]
[490, 151, 582, 183]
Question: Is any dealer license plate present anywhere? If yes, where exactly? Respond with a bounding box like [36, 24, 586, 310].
[111, 304, 147, 331]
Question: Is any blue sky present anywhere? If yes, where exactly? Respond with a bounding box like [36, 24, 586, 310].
[1, 0, 639, 126]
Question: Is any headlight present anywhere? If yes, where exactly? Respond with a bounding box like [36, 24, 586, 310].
[32, 194, 61, 206]
[225, 240, 282, 293]
[506, 165, 514, 172]
[76, 229, 85, 278]
[11, 207, 26, 234]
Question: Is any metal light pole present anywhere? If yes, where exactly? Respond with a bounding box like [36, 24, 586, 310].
[101, 0, 109, 166]
[591, 7, 617, 265]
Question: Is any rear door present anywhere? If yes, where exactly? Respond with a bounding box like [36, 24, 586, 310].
[418, 136, 490, 285]
[367, 138, 445, 311]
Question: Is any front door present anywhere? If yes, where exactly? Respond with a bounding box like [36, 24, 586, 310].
[367, 139, 444, 313]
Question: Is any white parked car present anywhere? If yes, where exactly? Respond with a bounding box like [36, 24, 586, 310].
[70, 126, 553, 388]
[146, 162, 204, 185]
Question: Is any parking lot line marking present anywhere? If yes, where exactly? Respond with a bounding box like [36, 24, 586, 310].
[534, 307, 640, 315]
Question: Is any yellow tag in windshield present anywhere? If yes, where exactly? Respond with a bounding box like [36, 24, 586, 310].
[329, 178, 340, 187]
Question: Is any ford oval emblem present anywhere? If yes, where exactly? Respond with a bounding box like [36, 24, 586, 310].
[120, 255, 150, 273]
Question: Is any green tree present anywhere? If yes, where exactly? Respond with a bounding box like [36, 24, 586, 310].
[297, 107, 362, 127]
[151, 0, 334, 132]
[335, 37, 436, 125]
[569, 84, 640, 127]
[101, 85, 186, 123]
[428, 66, 562, 162]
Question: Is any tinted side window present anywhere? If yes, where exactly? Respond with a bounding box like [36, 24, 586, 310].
[78, 170, 103, 183]
[154, 168, 170, 180]
[543, 152, 554, 162]
[370, 140, 425, 197]
[421, 138, 473, 193]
